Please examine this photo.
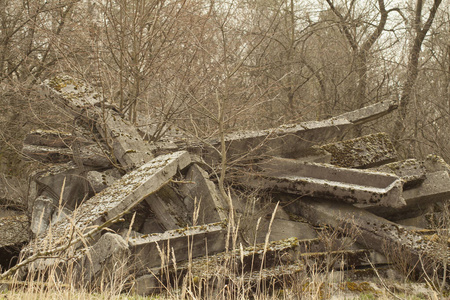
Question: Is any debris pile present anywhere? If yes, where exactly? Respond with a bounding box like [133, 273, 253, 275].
[0, 76, 448, 295]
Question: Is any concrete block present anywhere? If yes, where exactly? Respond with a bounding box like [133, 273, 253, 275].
[129, 222, 226, 272]
[30, 195, 55, 236]
[178, 164, 228, 223]
[244, 157, 405, 208]
[320, 132, 397, 168]
[133, 273, 160, 296]
[26, 151, 191, 255]
[372, 159, 426, 189]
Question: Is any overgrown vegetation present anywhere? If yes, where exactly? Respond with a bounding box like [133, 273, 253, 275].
[1, 0, 450, 298]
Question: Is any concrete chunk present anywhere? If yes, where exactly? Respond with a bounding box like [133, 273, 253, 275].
[27, 151, 191, 254]
[372, 159, 426, 189]
[362, 170, 450, 220]
[178, 164, 228, 223]
[320, 132, 397, 168]
[201, 118, 351, 165]
[130, 222, 227, 273]
[24, 130, 77, 148]
[286, 197, 450, 278]
[22, 144, 73, 163]
[30, 195, 55, 236]
[244, 158, 405, 208]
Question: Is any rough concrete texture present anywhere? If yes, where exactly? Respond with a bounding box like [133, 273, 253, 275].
[76, 144, 113, 168]
[332, 100, 398, 125]
[30, 195, 55, 236]
[145, 185, 191, 230]
[44, 76, 102, 114]
[292, 146, 331, 163]
[320, 132, 397, 168]
[0, 215, 30, 248]
[87, 169, 120, 194]
[178, 164, 228, 223]
[79, 232, 130, 286]
[27, 151, 191, 254]
[372, 159, 426, 188]
[98, 110, 154, 170]
[253, 218, 318, 244]
[23, 129, 77, 148]
[245, 158, 405, 207]
[201, 118, 352, 165]
[44, 76, 153, 170]
[129, 222, 227, 273]
[287, 197, 450, 277]
[362, 170, 450, 220]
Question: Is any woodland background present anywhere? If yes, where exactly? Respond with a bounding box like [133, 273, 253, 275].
[1, 0, 449, 177]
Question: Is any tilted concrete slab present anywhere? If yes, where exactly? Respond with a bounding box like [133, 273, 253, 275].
[43, 76, 154, 170]
[178, 164, 228, 223]
[332, 100, 398, 125]
[26, 151, 191, 255]
[23, 130, 78, 148]
[22, 144, 73, 163]
[200, 118, 352, 165]
[286, 197, 450, 278]
[361, 170, 450, 220]
[243, 158, 405, 208]
[372, 159, 426, 189]
[129, 222, 227, 274]
[320, 133, 397, 168]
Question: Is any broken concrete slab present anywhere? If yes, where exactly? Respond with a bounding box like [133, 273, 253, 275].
[86, 169, 120, 194]
[199, 118, 352, 165]
[372, 159, 426, 189]
[178, 164, 228, 223]
[292, 146, 331, 163]
[362, 170, 450, 220]
[243, 158, 405, 208]
[44, 76, 154, 170]
[130, 222, 227, 274]
[27, 151, 191, 254]
[98, 110, 154, 170]
[332, 100, 398, 125]
[286, 197, 450, 278]
[320, 133, 397, 168]
[30, 195, 55, 236]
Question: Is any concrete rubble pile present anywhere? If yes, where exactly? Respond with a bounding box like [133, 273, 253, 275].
[0, 76, 448, 295]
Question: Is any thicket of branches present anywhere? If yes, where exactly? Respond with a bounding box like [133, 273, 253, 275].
[1, 0, 449, 176]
